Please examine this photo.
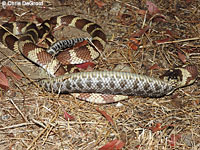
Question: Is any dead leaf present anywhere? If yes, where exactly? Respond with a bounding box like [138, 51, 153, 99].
[185, 48, 200, 53]
[128, 26, 150, 50]
[153, 38, 170, 44]
[149, 123, 174, 133]
[94, 0, 106, 8]
[165, 30, 178, 38]
[140, 123, 174, 133]
[119, 13, 133, 26]
[135, 145, 143, 149]
[0, 9, 15, 18]
[30, 15, 44, 23]
[186, 0, 194, 4]
[149, 64, 160, 70]
[171, 93, 179, 99]
[146, 1, 160, 15]
[151, 14, 166, 22]
[178, 51, 187, 63]
[96, 107, 114, 126]
[131, 26, 150, 38]
[168, 134, 181, 147]
[193, 99, 200, 106]
[149, 123, 162, 132]
[146, 1, 166, 22]
[1, 66, 22, 80]
[64, 111, 75, 121]
[99, 139, 125, 150]
[128, 37, 140, 51]
[0, 71, 9, 90]
[8, 15, 16, 22]
[136, 9, 147, 16]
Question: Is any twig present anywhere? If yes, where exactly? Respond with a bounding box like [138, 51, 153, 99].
[139, 37, 200, 48]
[8, 98, 28, 122]
[32, 119, 46, 128]
[115, 0, 140, 10]
[0, 122, 34, 130]
[42, 123, 57, 145]
[26, 108, 59, 150]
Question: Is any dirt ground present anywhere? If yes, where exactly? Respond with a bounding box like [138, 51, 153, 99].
[0, 0, 199, 149]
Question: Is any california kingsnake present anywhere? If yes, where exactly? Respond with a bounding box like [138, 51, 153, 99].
[0, 15, 198, 103]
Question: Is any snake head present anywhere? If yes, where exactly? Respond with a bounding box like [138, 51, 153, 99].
[160, 65, 198, 88]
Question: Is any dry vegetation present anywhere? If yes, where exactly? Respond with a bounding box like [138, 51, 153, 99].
[0, 0, 200, 149]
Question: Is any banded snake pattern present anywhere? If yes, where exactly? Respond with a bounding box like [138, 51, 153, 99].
[0, 15, 198, 103]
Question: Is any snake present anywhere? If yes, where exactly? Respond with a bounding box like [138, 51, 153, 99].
[0, 15, 198, 103]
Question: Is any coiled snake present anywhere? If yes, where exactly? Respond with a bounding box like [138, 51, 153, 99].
[0, 15, 198, 103]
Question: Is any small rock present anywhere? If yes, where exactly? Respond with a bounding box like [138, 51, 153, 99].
[182, 134, 193, 147]
[113, 64, 132, 72]
[110, 2, 125, 15]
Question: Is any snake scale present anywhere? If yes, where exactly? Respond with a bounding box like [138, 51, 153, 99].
[0, 15, 198, 103]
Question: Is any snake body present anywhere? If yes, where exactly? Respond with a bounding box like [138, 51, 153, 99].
[40, 71, 175, 97]
[0, 15, 198, 103]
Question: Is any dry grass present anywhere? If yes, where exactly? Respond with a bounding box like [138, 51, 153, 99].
[0, 0, 200, 149]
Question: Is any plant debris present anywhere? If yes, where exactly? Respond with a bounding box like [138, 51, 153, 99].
[0, 0, 199, 149]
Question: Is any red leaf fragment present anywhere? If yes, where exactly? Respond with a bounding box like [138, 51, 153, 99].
[165, 30, 177, 38]
[128, 37, 140, 51]
[0, 72, 9, 90]
[118, 13, 133, 26]
[94, 0, 106, 8]
[146, 1, 160, 15]
[30, 15, 44, 23]
[168, 134, 181, 147]
[64, 111, 75, 121]
[96, 108, 114, 126]
[76, 62, 95, 70]
[149, 64, 160, 70]
[185, 48, 200, 53]
[8, 15, 16, 22]
[177, 51, 187, 63]
[1, 66, 22, 80]
[150, 123, 174, 133]
[149, 123, 162, 132]
[154, 38, 170, 44]
[140, 123, 174, 133]
[128, 26, 150, 50]
[0, 9, 15, 18]
[186, 0, 194, 4]
[131, 26, 151, 38]
[128, 43, 138, 51]
[146, 1, 166, 22]
[151, 14, 166, 22]
[135, 145, 143, 149]
[193, 99, 200, 106]
[99, 139, 125, 150]
[171, 93, 179, 99]
[136, 9, 147, 16]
